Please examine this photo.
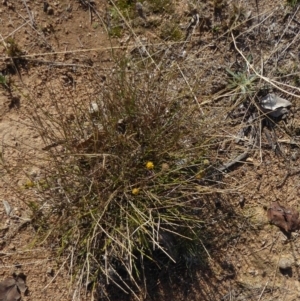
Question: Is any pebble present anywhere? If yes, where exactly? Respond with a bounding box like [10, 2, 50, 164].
[248, 268, 258, 276]
[47, 6, 54, 15]
[278, 256, 293, 270]
[13, 207, 21, 217]
[89, 102, 99, 115]
[29, 167, 40, 178]
[47, 267, 54, 276]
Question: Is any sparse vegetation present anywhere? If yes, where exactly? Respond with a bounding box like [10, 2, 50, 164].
[160, 21, 182, 41]
[225, 66, 257, 105]
[287, 0, 300, 6]
[2, 0, 300, 300]
[5, 37, 23, 58]
[0, 74, 7, 87]
[148, 0, 175, 14]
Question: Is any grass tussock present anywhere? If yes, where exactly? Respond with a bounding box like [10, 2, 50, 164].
[20, 60, 215, 299]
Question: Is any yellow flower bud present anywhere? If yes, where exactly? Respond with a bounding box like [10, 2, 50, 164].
[146, 161, 154, 170]
[132, 188, 140, 195]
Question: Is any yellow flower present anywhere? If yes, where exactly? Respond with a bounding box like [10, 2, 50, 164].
[146, 161, 154, 170]
[132, 188, 140, 195]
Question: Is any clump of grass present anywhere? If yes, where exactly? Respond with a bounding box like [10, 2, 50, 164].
[0, 73, 8, 88]
[108, 25, 123, 37]
[225, 64, 257, 106]
[150, 0, 175, 13]
[5, 37, 23, 58]
[287, 0, 300, 6]
[0, 73, 13, 94]
[160, 21, 182, 41]
[16, 59, 214, 299]
[106, 0, 134, 38]
[228, 2, 248, 28]
[226, 68, 256, 94]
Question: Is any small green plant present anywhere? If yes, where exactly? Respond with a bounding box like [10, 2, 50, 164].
[116, 0, 133, 11]
[0, 73, 12, 92]
[111, 0, 135, 20]
[225, 65, 257, 106]
[212, 25, 220, 33]
[226, 68, 257, 94]
[293, 75, 300, 86]
[0, 74, 7, 86]
[92, 22, 99, 29]
[5, 38, 23, 58]
[287, 0, 300, 6]
[107, 1, 134, 38]
[160, 21, 182, 41]
[108, 25, 123, 37]
[148, 0, 174, 13]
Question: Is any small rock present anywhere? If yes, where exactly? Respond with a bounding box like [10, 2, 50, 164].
[239, 196, 245, 208]
[46, 267, 54, 276]
[278, 256, 293, 270]
[260, 94, 292, 118]
[248, 268, 258, 276]
[47, 6, 54, 15]
[246, 157, 254, 163]
[29, 167, 40, 178]
[117, 119, 126, 134]
[89, 102, 99, 115]
[2, 200, 12, 216]
[13, 207, 21, 217]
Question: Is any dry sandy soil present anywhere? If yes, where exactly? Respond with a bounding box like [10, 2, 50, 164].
[1, 0, 300, 300]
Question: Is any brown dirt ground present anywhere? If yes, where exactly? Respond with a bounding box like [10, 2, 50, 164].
[1, 0, 300, 300]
